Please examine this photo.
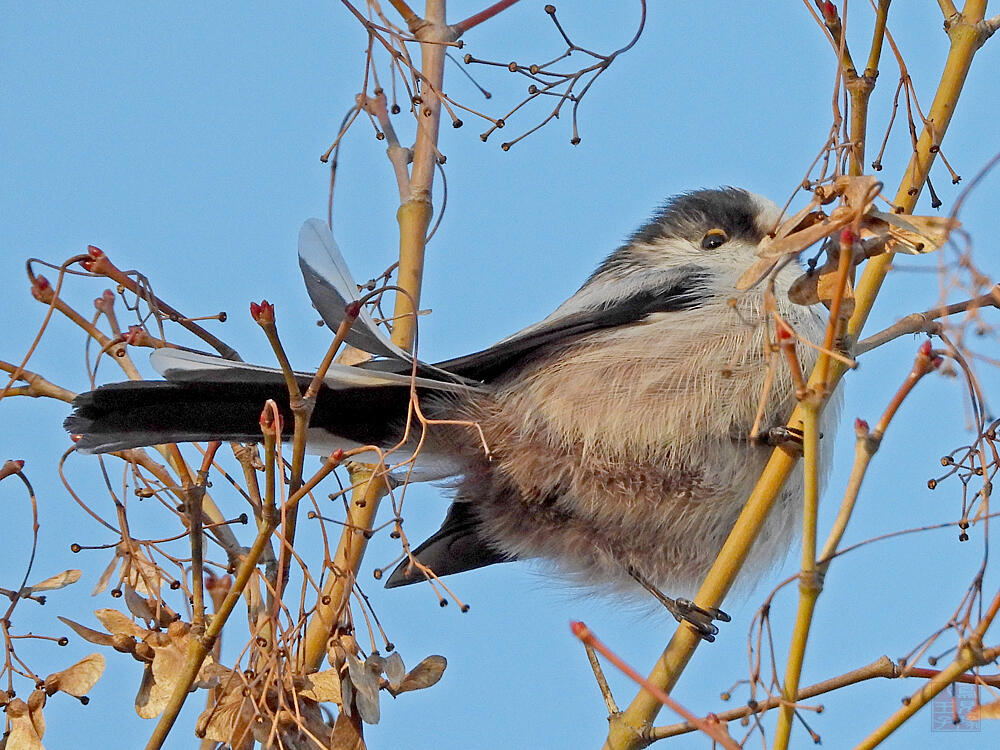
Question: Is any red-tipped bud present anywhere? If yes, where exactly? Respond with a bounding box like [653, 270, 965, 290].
[569, 620, 588, 638]
[123, 325, 146, 346]
[931, 355, 944, 369]
[1, 459, 26, 480]
[918, 340, 933, 356]
[94, 289, 115, 312]
[820, 1, 837, 21]
[839, 228, 856, 246]
[344, 300, 361, 319]
[250, 299, 275, 323]
[855, 418, 869, 432]
[81, 245, 105, 272]
[31, 275, 54, 303]
[328, 449, 345, 463]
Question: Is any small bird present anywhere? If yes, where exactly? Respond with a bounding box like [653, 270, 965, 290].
[67, 188, 833, 637]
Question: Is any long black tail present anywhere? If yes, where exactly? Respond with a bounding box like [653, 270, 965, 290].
[65, 379, 412, 454]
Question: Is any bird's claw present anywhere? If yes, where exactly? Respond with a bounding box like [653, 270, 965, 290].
[757, 425, 804, 449]
[626, 565, 730, 641]
[669, 598, 731, 642]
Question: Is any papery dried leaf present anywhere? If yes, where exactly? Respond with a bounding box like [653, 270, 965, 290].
[26, 569, 81, 593]
[56, 617, 115, 648]
[871, 210, 960, 254]
[121, 585, 156, 623]
[337, 344, 375, 366]
[107, 544, 162, 597]
[772, 200, 824, 242]
[94, 609, 148, 639]
[761, 208, 854, 259]
[135, 631, 188, 718]
[968, 698, 1000, 720]
[735, 257, 780, 291]
[331, 710, 366, 750]
[43, 653, 105, 697]
[91, 554, 119, 596]
[196, 692, 257, 750]
[3, 699, 44, 750]
[383, 653, 405, 691]
[395, 655, 447, 694]
[26, 691, 45, 740]
[134, 663, 162, 719]
[816, 271, 855, 317]
[269, 705, 334, 750]
[787, 272, 821, 306]
[345, 652, 380, 724]
[151, 626, 218, 691]
[834, 174, 882, 214]
[300, 669, 343, 705]
[201, 662, 236, 683]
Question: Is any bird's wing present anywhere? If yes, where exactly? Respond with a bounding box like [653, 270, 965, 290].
[298, 218, 412, 360]
[432, 268, 708, 381]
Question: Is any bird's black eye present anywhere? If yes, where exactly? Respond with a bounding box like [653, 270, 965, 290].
[700, 228, 728, 250]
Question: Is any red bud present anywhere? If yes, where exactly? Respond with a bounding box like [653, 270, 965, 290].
[919, 340, 932, 356]
[821, 1, 836, 20]
[81, 245, 106, 272]
[123, 325, 145, 345]
[1, 459, 26, 480]
[31, 275, 54, 303]
[250, 300, 274, 323]
[94, 290, 116, 312]
[839, 227, 855, 246]
[344, 300, 361, 319]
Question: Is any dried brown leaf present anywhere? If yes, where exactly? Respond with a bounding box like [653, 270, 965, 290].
[121, 585, 156, 623]
[300, 669, 343, 705]
[345, 652, 380, 724]
[56, 617, 115, 648]
[26, 570, 81, 593]
[968, 697, 1000, 720]
[3, 698, 44, 750]
[395, 655, 447, 694]
[43, 653, 105, 698]
[383, 652, 405, 690]
[94, 608, 148, 639]
[331, 710, 366, 750]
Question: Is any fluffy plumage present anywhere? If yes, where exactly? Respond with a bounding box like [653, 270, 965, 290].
[66, 188, 836, 599]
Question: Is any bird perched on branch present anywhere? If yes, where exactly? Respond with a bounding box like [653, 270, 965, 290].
[66, 188, 834, 639]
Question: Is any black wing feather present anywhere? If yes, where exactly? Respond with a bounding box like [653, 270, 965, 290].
[365, 270, 708, 382]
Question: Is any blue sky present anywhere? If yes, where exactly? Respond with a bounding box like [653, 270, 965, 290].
[3, 2, 1000, 748]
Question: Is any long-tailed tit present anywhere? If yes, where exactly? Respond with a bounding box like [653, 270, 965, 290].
[67, 188, 835, 638]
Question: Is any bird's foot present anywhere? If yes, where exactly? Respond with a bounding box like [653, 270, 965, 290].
[756, 425, 805, 449]
[627, 565, 730, 642]
[667, 598, 731, 642]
